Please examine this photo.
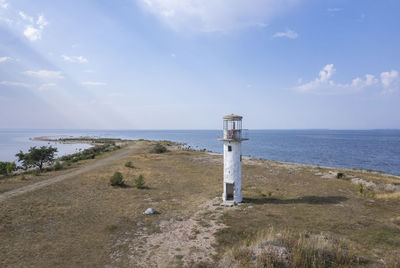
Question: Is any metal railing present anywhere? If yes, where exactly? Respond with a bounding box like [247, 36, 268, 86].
[218, 129, 249, 141]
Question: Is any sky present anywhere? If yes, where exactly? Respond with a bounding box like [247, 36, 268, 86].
[0, 0, 399, 130]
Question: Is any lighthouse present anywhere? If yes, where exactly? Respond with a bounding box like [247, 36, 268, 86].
[218, 114, 248, 205]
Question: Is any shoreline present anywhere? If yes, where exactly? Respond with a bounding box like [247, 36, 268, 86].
[29, 136, 400, 179]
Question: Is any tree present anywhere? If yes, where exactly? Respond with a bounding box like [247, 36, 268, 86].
[16, 146, 58, 171]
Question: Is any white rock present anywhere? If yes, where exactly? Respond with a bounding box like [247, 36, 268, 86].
[144, 208, 156, 215]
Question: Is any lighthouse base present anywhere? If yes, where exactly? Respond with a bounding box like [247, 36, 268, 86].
[220, 200, 235, 207]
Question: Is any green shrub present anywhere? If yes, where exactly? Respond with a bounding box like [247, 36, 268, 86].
[54, 160, 62, 171]
[336, 172, 344, 179]
[135, 174, 145, 189]
[358, 183, 364, 194]
[109, 172, 124, 186]
[33, 169, 41, 176]
[125, 161, 134, 168]
[6, 162, 16, 175]
[150, 143, 167, 154]
[0, 161, 16, 176]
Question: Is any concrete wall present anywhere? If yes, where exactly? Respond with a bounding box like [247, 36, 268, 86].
[223, 141, 242, 203]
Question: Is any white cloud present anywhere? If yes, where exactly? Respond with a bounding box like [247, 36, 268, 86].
[0, 81, 31, 87]
[0, 0, 8, 9]
[19, 11, 33, 23]
[272, 29, 298, 39]
[380, 70, 398, 88]
[138, 0, 299, 32]
[37, 15, 48, 28]
[81, 81, 107, 86]
[62, 55, 88, 63]
[20, 13, 48, 41]
[0, 56, 12, 62]
[24, 25, 42, 41]
[295, 64, 381, 94]
[380, 70, 399, 95]
[38, 83, 56, 91]
[24, 70, 64, 79]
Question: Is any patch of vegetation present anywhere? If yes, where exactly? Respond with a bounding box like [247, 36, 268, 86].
[124, 161, 134, 168]
[358, 183, 364, 195]
[221, 228, 367, 268]
[336, 172, 344, 179]
[60, 142, 120, 162]
[150, 143, 167, 154]
[109, 171, 125, 187]
[135, 174, 145, 189]
[54, 160, 62, 171]
[16, 146, 57, 172]
[0, 161, 16, 176]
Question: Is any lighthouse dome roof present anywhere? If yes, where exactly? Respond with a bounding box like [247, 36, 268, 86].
[223, 114, 243, 120]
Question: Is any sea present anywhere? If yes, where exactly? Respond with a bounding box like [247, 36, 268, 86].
[1, 129, 400, 176]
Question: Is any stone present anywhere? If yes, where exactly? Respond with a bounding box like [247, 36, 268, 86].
[144, 208, 156, 215]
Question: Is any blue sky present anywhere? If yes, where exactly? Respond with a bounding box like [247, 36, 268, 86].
[0, 0, 399, 129]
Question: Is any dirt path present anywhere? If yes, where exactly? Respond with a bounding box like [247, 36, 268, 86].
[109, 198, 231, 267]
[0, 145, 133, 203]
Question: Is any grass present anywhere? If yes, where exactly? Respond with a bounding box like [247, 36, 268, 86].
[221, 228, 367, 267]
[0, 140, 399, 267]
[375, 191, 400, 199]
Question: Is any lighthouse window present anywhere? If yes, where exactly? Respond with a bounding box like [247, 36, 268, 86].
[240, 155, 242, 161]
[228, 145, 232, 152]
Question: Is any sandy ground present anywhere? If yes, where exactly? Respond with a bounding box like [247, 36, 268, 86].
[109, 198, 232, 267]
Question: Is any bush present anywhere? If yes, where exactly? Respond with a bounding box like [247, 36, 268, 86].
[109, 171, 124, 186]
[125, 161, 134, 168]
[0, 161, 16, 176]
[135, 174, 145, 189]
[54, 160, 62, 171]
[336, 172, 344, 179]
[151, 143, 167, 154]
[358, 183, 364, 194]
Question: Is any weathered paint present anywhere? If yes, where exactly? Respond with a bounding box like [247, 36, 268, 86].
[222, 140, 242, 203]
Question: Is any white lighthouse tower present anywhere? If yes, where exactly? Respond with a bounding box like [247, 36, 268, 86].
[218, 114, 248, 205]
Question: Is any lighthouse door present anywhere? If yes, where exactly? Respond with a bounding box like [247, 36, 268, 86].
[226, 183, 234, 200]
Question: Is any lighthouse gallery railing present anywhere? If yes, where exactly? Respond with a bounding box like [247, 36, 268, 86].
[218, 129, 249, 141]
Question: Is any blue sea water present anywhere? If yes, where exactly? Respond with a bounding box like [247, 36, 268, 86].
[1, 129, 400, 176]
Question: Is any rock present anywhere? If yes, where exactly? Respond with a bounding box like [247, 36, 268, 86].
[144, 208, 156, 215]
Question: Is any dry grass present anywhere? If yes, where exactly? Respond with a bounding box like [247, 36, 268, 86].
[220, 227, 366, 267]
[0, 140, 400, 267]
[375, 191, 400, 199]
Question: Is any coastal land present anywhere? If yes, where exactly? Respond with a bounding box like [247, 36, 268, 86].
[0, 138, 399, 267]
